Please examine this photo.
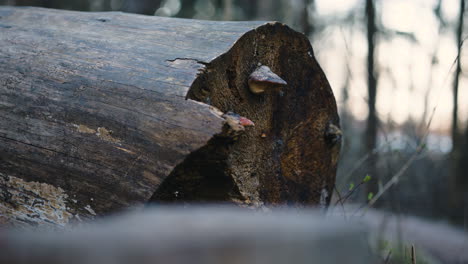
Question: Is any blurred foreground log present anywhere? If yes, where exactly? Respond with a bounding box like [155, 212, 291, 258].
[0, 207, 374, 264]
[330, 206, 468, 263]
[0, 7, 340, 227]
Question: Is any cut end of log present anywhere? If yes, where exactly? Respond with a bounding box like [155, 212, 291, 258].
[152, 22, 340, 207]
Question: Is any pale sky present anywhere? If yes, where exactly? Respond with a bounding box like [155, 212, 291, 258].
[313, 0, 467, 133]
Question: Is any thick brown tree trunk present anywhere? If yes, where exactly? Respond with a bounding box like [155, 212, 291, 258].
[0, 7, 340, 227]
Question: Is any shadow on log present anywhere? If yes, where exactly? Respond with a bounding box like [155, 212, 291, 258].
[0, 7, 340, 227]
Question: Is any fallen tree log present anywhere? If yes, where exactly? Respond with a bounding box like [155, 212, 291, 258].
[0, 207, 374, 264]
[0, 7, 341, 227]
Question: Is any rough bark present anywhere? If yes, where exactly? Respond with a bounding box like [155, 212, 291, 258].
[0, 7, 340, 227]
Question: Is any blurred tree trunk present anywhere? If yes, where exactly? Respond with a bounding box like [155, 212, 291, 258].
[301, 0, 314, 37]
[238, 0, 258, 19]
[15, 0, 90, 10]
[178, 0, 196, 18]
[257, 0, 282, 20]
[459, 124, 468, 187]
[340, 73, 351, 135]
[222, 0, 233, 20]
[451, 0, 466, 222]
[14, 0, 50, 7]
[120, 0, 161, 15]
[452, 0, 465, 154]
[453, 122, 468, 224]
[459, 125, 468, 184]
[103, 0, 111, 11]
[364, 0, 378, 196]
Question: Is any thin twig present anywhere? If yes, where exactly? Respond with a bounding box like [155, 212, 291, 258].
[367, 128, 428, 207]
[339, 138, 397, 190]
[384, 249, 392, 264]
[332, 186, 347, 220]
[367, 147, 423, 207]
[334, 179, 366, 206]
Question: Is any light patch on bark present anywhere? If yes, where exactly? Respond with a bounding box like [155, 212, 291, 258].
[75, 124, 96, 134]
[0, 173, 72, 227]
[73, 124, 121, 144]
[115, 146, 136, 155]
[97, 127, 121, 143]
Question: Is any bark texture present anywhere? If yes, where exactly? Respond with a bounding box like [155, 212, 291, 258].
[0, 7, 340, 227]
